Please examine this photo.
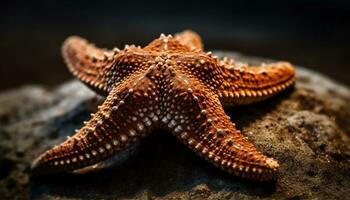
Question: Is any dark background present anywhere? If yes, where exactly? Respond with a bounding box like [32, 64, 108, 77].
[0, 0, 349, 92]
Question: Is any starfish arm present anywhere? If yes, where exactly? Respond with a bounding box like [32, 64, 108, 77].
[164, 75, 279, 181]
[218, 61, 296, 106]
[31, 75, 158, 175]
[62, 36, 121, 95]
[175, 30, 204, 50]
[144, 32, 201, 53]
[63, 36, 150, 96]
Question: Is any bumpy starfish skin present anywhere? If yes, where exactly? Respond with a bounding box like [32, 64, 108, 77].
[32, 30, 295, 181]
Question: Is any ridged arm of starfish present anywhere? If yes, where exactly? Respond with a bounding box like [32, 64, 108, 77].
[62, 36, 150, 96]
[31, 73, 158, 174]
[217, 59, 296, 106]
[164, 74, 279, 181]
[174, 30, 204, 51]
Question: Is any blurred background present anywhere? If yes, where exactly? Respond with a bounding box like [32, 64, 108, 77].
[0, 0, 349, 92]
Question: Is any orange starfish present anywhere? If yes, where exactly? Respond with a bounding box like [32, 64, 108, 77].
[32, 30, 295, 181]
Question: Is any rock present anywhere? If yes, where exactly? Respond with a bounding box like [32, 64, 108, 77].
[0, 51, 349, 200]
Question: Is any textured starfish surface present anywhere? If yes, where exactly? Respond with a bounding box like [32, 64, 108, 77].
[32, 30, 295, 181]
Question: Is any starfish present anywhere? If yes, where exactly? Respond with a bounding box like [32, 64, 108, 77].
[32, 30, 295, 181]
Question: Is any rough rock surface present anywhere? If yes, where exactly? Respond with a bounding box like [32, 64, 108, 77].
[0, 52, 349, 200]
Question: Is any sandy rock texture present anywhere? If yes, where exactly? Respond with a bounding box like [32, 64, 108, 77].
[0, 52, 349, 199]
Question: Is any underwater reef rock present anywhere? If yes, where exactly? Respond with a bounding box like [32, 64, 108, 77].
[0, 52, 349, 199]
